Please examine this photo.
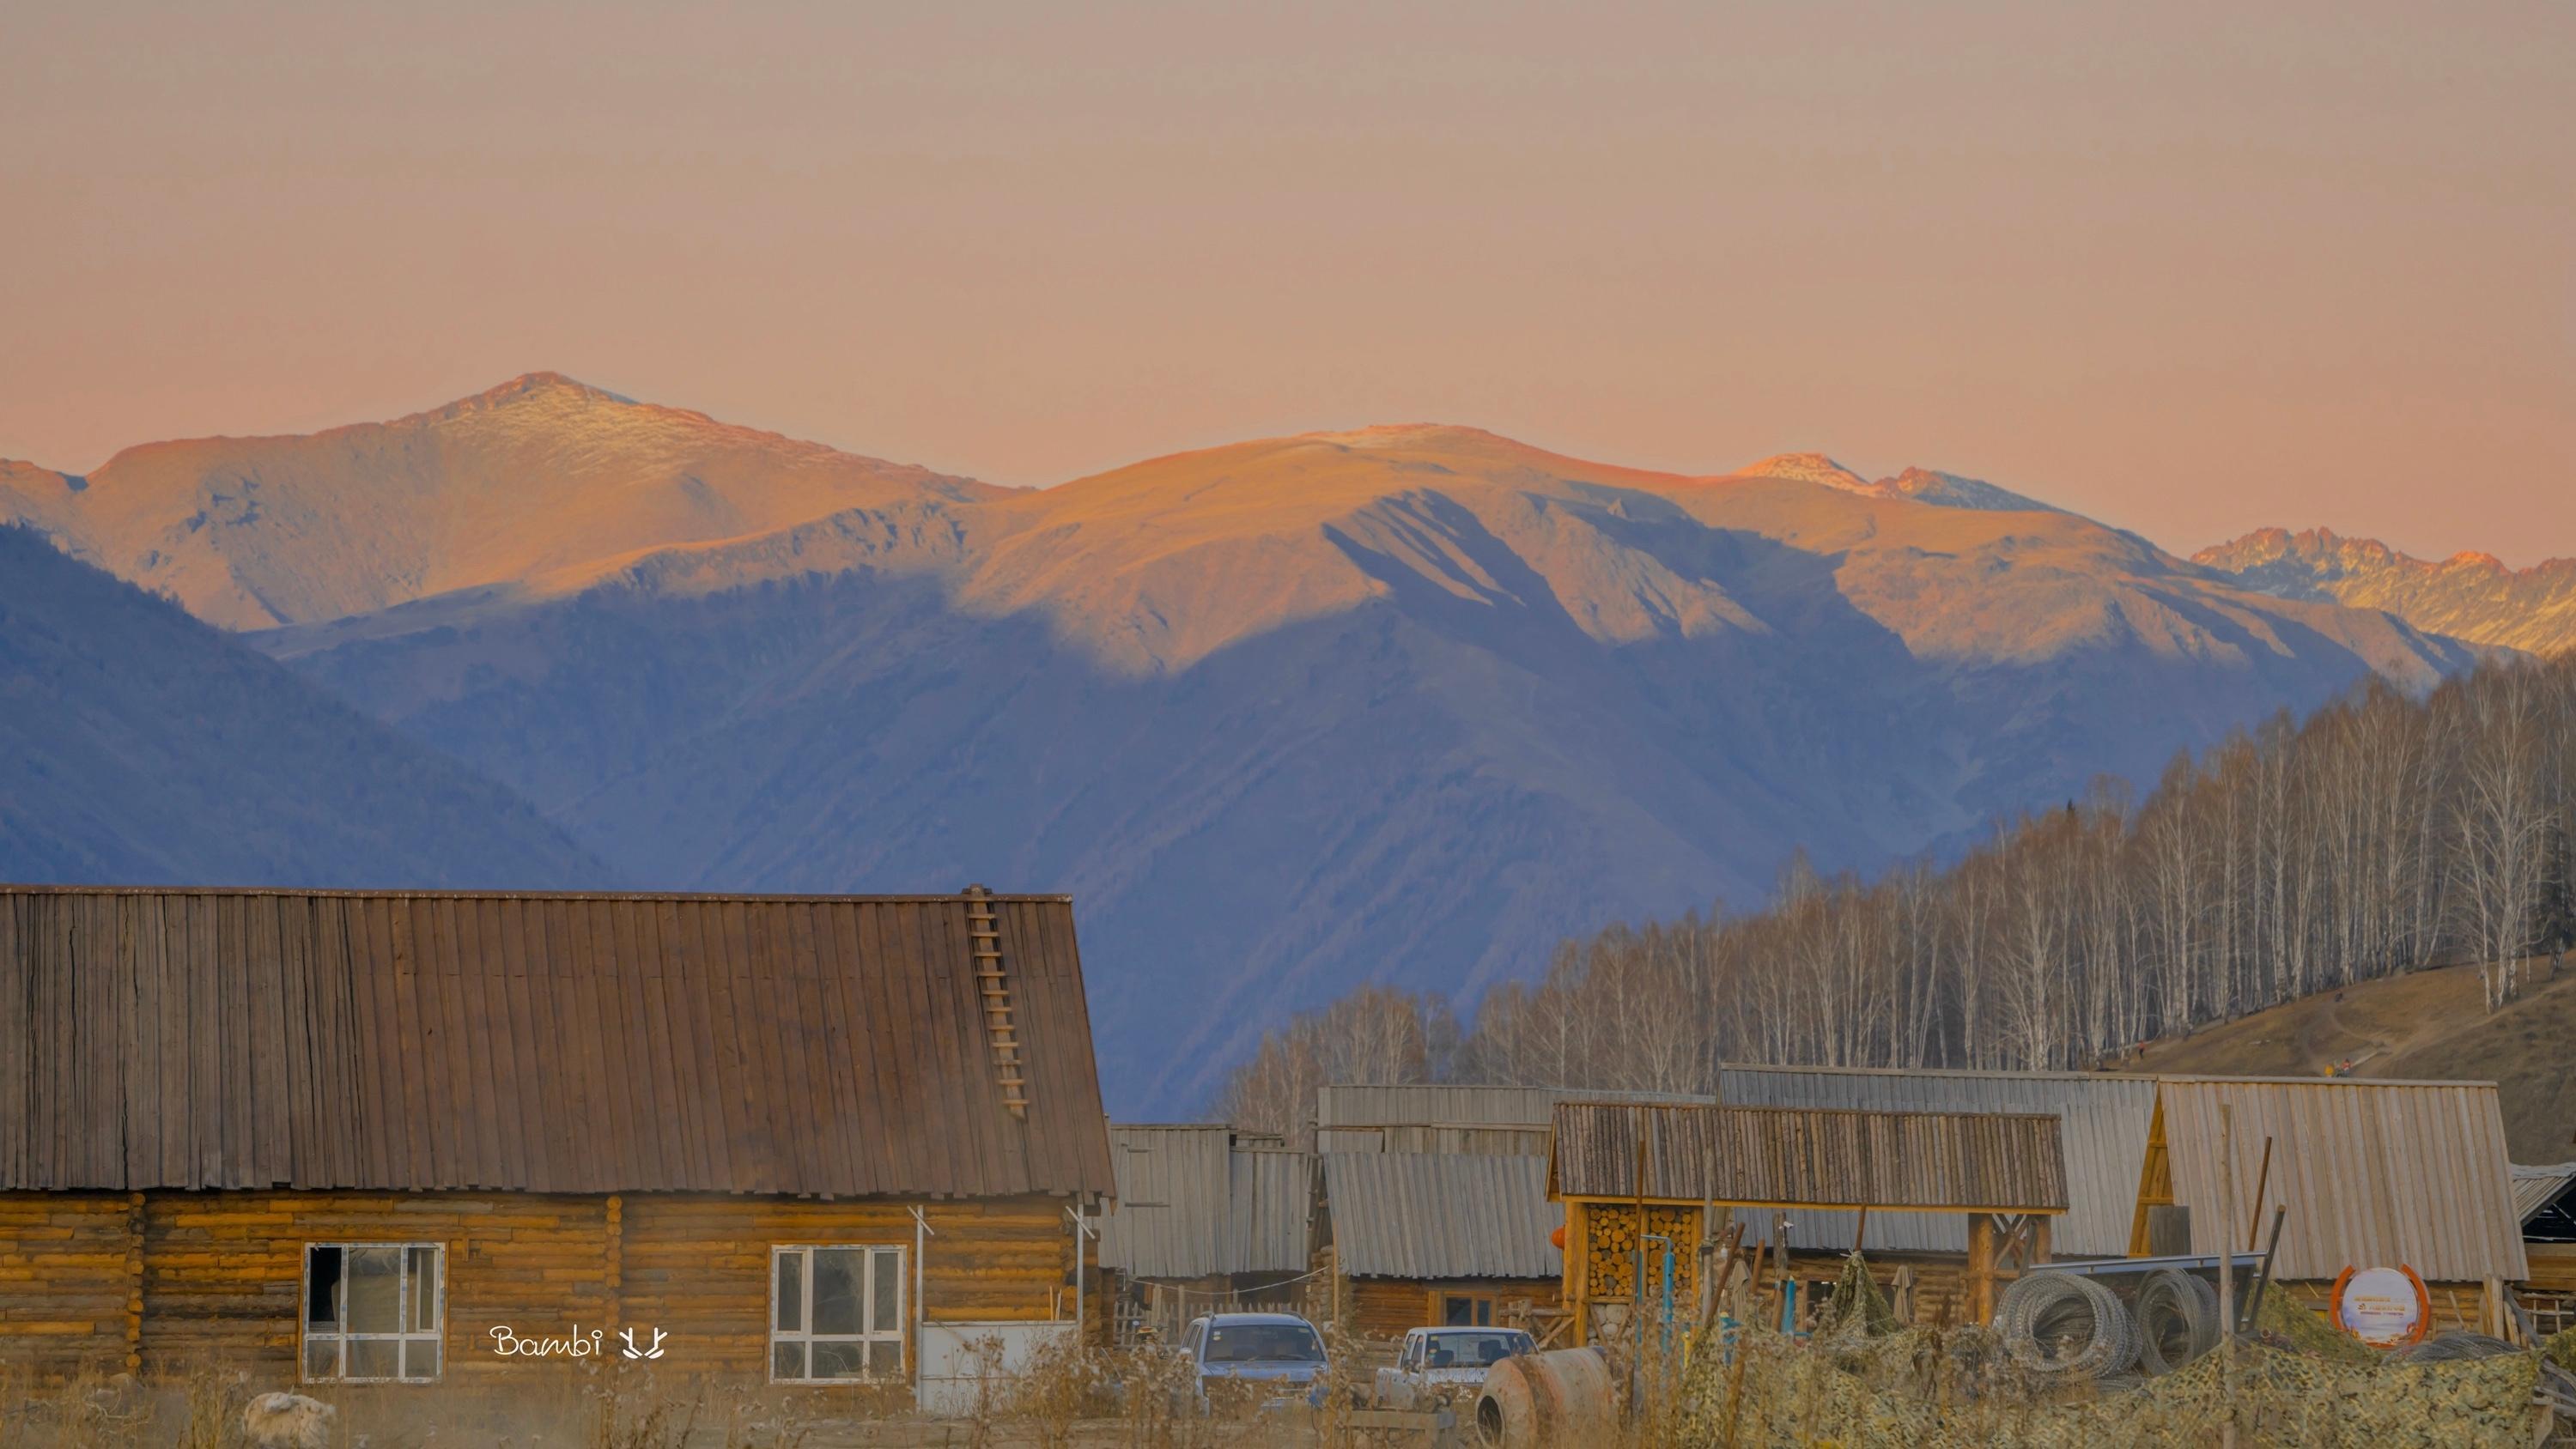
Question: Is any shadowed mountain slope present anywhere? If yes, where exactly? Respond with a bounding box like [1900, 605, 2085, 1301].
[2196, 527, 2576, 656]
[0, 525, 607, 888]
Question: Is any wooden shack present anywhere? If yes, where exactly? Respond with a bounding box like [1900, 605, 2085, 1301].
[1317, 1151, 1563, 1340]
[0, 885, 1114, 1389]
[2514, 1162, 2576, 1339]
[2129, 1076, 2528, 1335]
[1717, 1065, 2158, 1324]
[1546, 1100, 2068, 1340]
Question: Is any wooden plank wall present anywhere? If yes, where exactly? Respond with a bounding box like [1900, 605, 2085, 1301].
[618, 1195, 1070, 1379]
[0, 1193, 133, 1378]
[0, 1190, 1076, 1385]
[1341, 1276, 1561, 1343]
[138, 1192, 617, 1382]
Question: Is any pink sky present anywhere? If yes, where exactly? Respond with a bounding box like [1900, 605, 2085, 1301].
[5, 1, 2571, 562]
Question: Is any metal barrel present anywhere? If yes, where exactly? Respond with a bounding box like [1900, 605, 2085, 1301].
[1473, 1348, 1615, 1449]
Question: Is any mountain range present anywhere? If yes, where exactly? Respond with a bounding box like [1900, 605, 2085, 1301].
[2195, 527, 2576, 656]
[0, 373, 2532, 1110]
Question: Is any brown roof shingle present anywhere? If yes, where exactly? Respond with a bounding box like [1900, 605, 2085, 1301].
[0, 885, 1114, 1197]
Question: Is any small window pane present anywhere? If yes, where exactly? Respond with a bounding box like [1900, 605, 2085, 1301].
[773, 1341, 807, 1380]
[775, 1252, 804, 1333]
[345, 1248, 403, 1333]
[404, 1339, 441, 1379]
[304, 1337, 339, 1379]
[348, 1339, 399, 1379]
[305, 1247, 343, 1327]
[406, 1248, 440, 1331]
[872, 1249, 901, 1330]
[811, 1341, 867, 1379]
[813, 1250, 865, 1336]
[867, 1340, 902, 1376]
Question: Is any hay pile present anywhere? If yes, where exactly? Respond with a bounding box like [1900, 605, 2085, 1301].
[1677, 1322, 2542, 1447]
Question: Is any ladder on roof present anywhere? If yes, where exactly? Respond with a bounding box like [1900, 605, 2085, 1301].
[964, 885, 1029, 1119]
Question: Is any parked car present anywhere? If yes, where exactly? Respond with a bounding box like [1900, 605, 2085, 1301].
[1177, 1312, 1334, 1412]
[1373, 1326, 1537, 1409]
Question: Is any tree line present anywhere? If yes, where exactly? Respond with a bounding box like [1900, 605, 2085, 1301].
[1220, 653, 2576, 1138]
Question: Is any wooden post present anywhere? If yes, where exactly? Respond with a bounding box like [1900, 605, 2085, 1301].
[2032, 1214, 2051, 1267]
[2245, 1137, 2273, 1252]
[1966, 1212, 1996, 1325]
[2219, 1104, 2238, 1449]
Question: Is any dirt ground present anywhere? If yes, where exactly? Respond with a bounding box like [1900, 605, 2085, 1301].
[2111, 955, 2576, 1161]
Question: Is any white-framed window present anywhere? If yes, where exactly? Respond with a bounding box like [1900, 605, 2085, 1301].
[770, 1245, 905, 1381]
[303, 1243, 445, 1383]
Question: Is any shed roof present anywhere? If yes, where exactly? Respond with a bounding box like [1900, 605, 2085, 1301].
[1718, 1066, 2154, 1257]
[1549, 1101, 2067, 1212]
[2513, 1164, 2576, 1226]
[0, 885, 1114, 1197]
[2151, 1078, 2525, 1282]
[1322, 1152, 1560, 1280]
[1315, 1083, 1714, 1155]
[1097, 1125, 1311, 1278]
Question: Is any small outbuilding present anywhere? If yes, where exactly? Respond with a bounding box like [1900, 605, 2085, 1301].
[1547, 1100, 2068, 1340]
[1095, 1124, 1313, 1341]
[0, 884, 1115, 1392]
[2129, 1076, 2527, 1335]
[1318, 1152, 1562, 1339]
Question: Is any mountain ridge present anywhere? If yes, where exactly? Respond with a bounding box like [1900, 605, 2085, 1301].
[2196, 525, 2576, 655]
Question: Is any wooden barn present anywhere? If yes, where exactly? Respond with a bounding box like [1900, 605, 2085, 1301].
[0, 884, 1114, 1391]
[1547, 1100, 2069, 1341]
[2130, 1076, 2528, 1336]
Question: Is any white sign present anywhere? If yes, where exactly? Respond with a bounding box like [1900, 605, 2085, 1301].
[2332, 1265, 2427, 1347]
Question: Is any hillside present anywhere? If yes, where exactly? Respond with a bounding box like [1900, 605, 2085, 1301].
[0, 373, 1000, 630]
[0, 524, 608, 889]
[186, 389, 2473, 1110]
[2196, 527, 2576, 656]
[2115, 958, 2576, 1163]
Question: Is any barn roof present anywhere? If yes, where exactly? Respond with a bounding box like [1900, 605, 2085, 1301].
[2513, 1163, 2576, 1225]
[0, 885, 1114, 1197]
[1549, 1100, 2067, 1213]
[1718, 1065, 2154, 1257]
[1097, 1125, 1312, 1278]
[2151, 1077, 2526, 1282]
[1322, 1151, 1561, 1280]
[1315, 1083, 1714, 1155]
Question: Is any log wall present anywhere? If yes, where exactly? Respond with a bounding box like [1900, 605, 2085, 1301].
[0, 1193, 135, 1379]
[1342, 1276, 1560, 1343]
[0, 1189, 1078, 1385]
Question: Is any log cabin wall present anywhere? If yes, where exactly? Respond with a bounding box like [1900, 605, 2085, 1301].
[1341, 1276, 1560, 1343]
[0, 1189, 1077, 1385]
[138, 1191, 616, 1383]
[620, 1193, 1071, 1379]
[0, 1192, 135, 1379]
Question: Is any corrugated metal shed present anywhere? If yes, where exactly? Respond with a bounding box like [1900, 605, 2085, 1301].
[1550, 1101, 2066, 1213]
[1322, 1152, 1562, 1280]
[0, 885, 1115, 1197]
[1230, 1148, 1315, 1273]
[2513, 1164, 2576, 1225]
[2154, 1077, 2526, 1282]
[1097, 1125, 1311, 1278]
[1719, 1066, 2155, 1257]
[1315, 1084, 1714, 1155]
[1099, 1125, 1233, 1277]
